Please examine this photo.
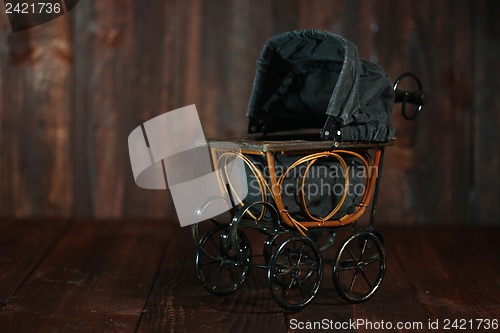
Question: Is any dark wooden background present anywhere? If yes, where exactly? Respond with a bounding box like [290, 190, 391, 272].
[0, 0, 498, 225]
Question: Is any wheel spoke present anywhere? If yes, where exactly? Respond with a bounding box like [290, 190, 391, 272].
[283, 277, 295, 299]
[268, 237, 322, 310]
[365, 255, 382, 266]
[296, 244, 306, 266]
[346, 246, 357, 262]
[298, 261, 318, 270]
[359, 239, 368, 261]
[285, 248, 295, 266]
[274, 266, 290, 276]
[359, 269, 373, 290]
[334, 231, 385, 303]
[297, 277, 306, 299]
[348, 272, 358, 296]
[338, 260, 356, 271]
[196, 226, 251, 295]
[211, 262, 224, 291]
[199, 258, 221, 266]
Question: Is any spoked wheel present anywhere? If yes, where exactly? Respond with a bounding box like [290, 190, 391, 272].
[195, 225, 252, 295]
[267, 237, 323, 311]
[333, 230, 385, 303]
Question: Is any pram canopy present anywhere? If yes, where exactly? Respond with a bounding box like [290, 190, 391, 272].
[247, 30, 395, 142]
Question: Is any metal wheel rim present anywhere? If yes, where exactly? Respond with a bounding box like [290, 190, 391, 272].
[195, 226, 251, 295]
[267, 236, 323, 310]
[333, 231, 385, 303]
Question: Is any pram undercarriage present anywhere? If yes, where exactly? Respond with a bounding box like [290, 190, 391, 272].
[192, 137, 397, 310]
[192, 138, 394, 310]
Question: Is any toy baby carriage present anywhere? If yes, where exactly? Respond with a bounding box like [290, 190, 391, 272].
[191, 30, 426, 310]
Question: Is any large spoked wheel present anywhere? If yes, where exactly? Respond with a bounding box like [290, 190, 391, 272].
[267, 237, 323, 311]
[333, 230, 385, 303]
[195, 226, 252, 295]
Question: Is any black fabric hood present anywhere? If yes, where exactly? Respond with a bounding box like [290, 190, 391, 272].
[246, 30, 395, 142]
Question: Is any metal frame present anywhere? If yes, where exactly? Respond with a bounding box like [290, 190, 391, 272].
[191, 138, 390, 310]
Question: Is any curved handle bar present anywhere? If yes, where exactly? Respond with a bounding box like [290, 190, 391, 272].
[393, 72, 428, 120]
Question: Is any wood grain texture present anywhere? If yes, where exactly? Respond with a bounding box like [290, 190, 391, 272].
[135, 226, 288, 333]
[0, 219, 171, 332]
[0, 0, 498, 225]
[473, 0, 500, 225]
[0, 15, 73, 217]
[0, 219, 70, 308]
[0, 219, 497, 331]
[390, 227, 500, 319]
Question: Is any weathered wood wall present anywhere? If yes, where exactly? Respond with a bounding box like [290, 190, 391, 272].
[0, 0, 498, 224]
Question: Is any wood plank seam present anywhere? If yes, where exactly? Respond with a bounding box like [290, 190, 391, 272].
[0, 219, 73, 313]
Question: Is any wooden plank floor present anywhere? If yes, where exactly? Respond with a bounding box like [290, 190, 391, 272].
[0, 219, 498, 332]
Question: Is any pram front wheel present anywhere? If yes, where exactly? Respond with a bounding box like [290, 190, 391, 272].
[267, 236, 323, 310]
[333, 230, 385, 303]
[195, 225, 252, 295]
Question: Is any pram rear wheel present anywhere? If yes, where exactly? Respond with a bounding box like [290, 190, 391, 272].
[267, 236, 323, 310]
[195, 225, 252, 295]
[333, 230, 385, 303]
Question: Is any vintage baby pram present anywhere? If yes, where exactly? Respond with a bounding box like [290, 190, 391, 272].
[191, 30, 426, 310]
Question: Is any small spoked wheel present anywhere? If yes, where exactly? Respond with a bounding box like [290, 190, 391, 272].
[267, 236, 323, 310]
[195, 226, 252, 295]
[333, 230, 385, 303]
